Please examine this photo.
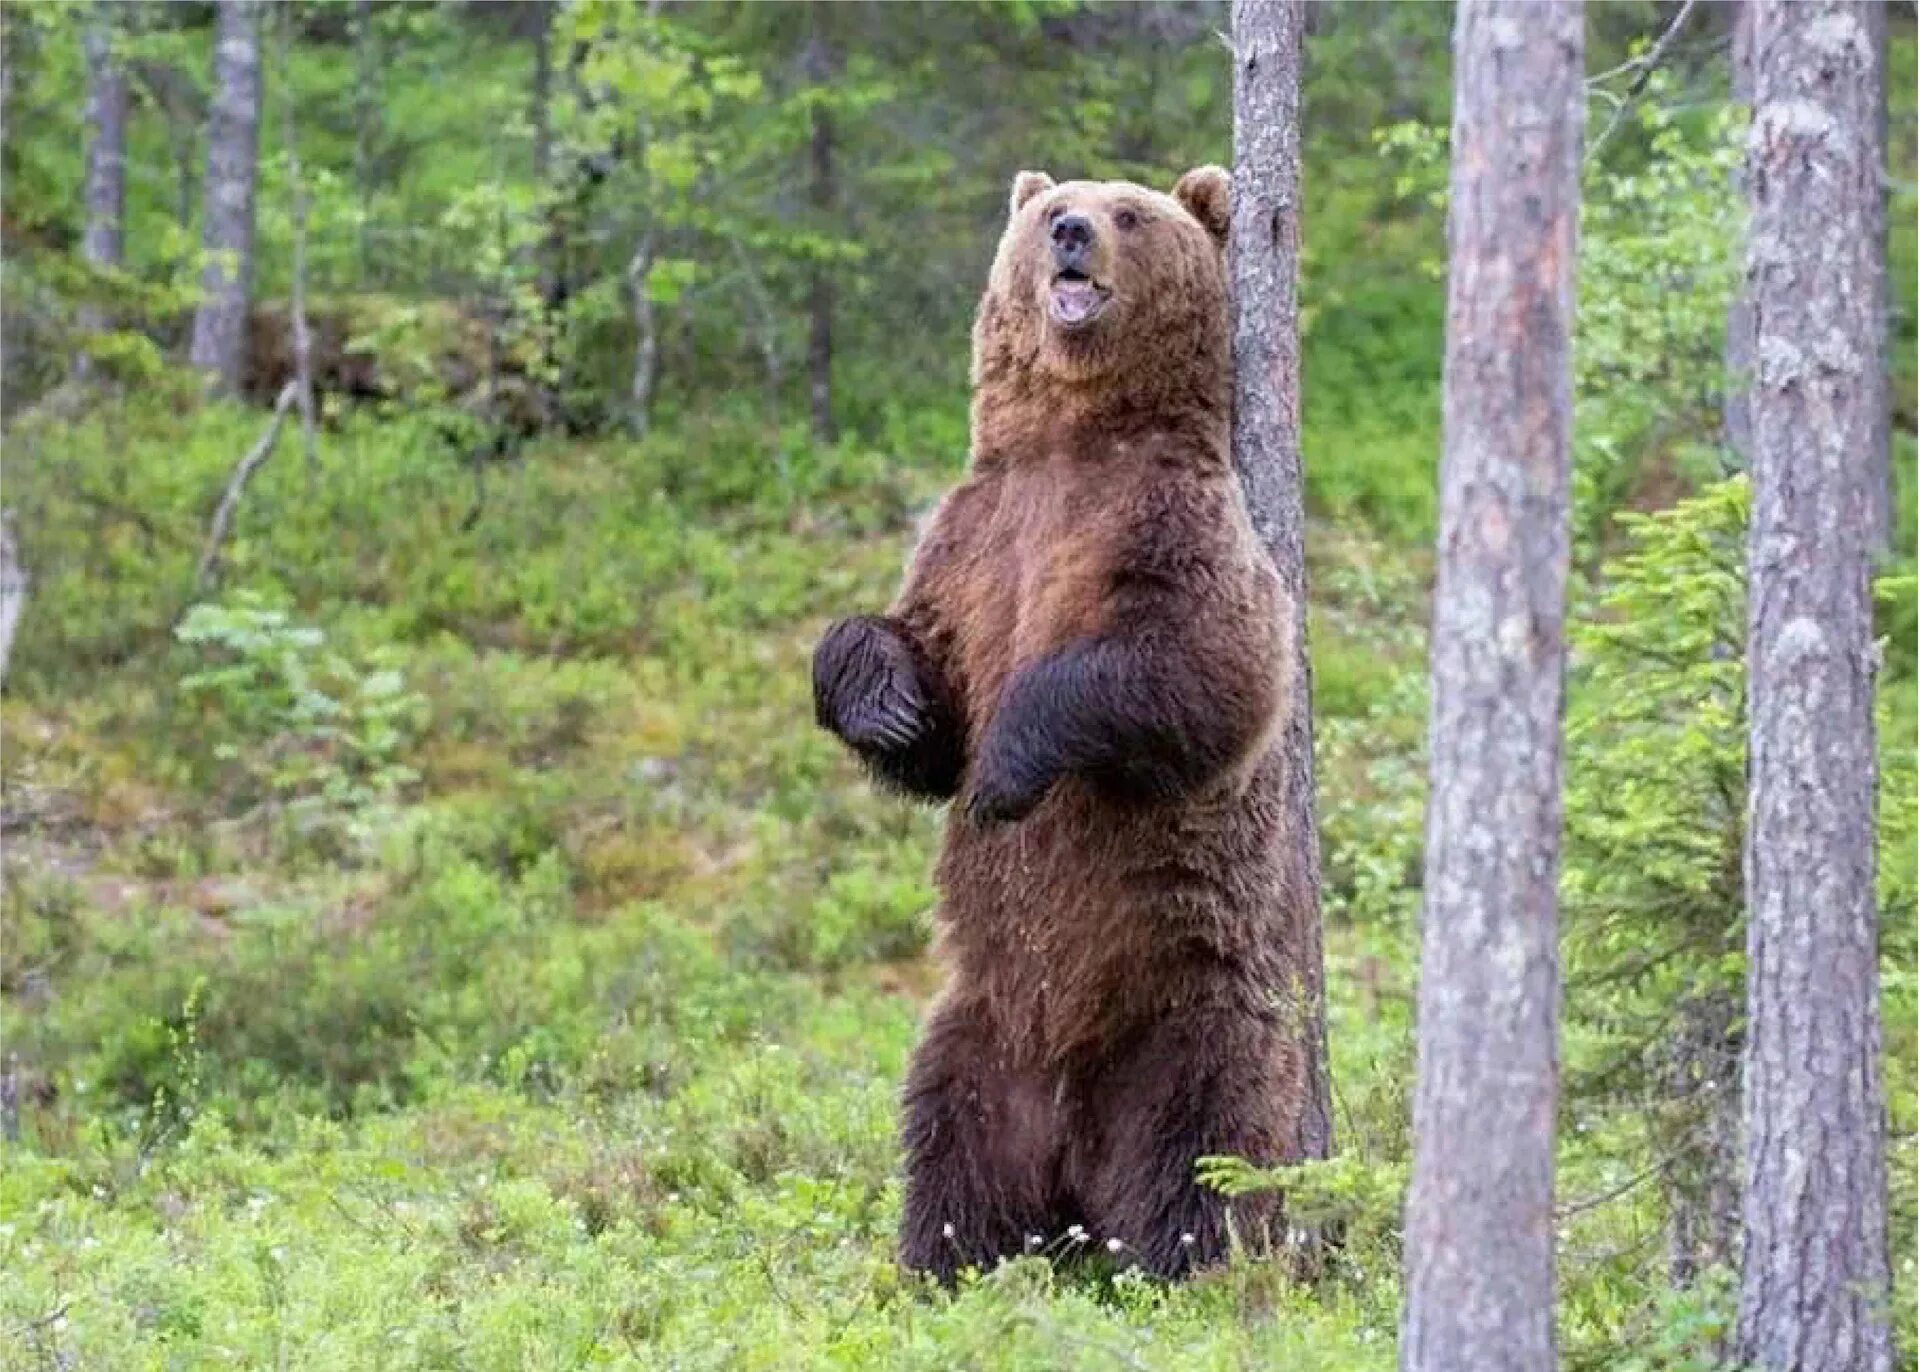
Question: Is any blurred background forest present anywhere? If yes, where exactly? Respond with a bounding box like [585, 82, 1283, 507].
[0, 2, 1915, 1367]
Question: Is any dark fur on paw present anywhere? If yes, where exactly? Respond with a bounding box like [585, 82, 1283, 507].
[813, 615, 966, 801]
[814, 616, 934, 754]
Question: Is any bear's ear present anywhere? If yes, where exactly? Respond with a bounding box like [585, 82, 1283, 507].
[1173, 165, 1231, 246]
[1009, 170, 1055, 216]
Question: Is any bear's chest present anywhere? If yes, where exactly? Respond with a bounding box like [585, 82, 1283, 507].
[952, 456, 1144, 725]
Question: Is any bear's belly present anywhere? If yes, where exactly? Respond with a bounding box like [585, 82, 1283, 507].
[931, 754, 1290, 1067]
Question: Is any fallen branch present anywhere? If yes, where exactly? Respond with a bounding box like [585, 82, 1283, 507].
[194, 380, 299, 595]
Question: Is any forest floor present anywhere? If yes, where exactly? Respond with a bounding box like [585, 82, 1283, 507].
[0, 402, 1910, 1370]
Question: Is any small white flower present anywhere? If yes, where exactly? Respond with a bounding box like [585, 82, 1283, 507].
[942, 1222, 955, 1240]
[1105, 1237, 1124, 1254]
[1026, 1234, 1043, 1250]
[1179, 1232, 1196, 1247]
[1066, 1223, 1086, 1241]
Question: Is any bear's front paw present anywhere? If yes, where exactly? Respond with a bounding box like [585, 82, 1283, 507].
[965, 732, 1054, 826]
[813, 616, 933, 756]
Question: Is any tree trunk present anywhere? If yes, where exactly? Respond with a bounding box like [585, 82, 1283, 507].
[188, 0, 263, 396]
[1227, 0, 1334, 1188]
[627, 231, 658, 437]
[353, 0, 377, 286]
[76, 1, 129, 381]
[1864, 0, 1890, 552]
[278, 8, 317, 475]
[1660, 988, 1742, 1285]
[531, 3, 559, 311]
[0, 511, 26, 689]
[1736, 4, 1892, 1369]
[1665, 0, 1757, 1285]
[805, 14, 836, 446]
[1400, 5, 1582, 1371]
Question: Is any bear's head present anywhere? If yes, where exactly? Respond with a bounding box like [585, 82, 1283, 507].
[972, 166, 1231, 412]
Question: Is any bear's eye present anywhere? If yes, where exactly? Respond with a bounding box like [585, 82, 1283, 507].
[1114, 208, 1141, 231]
[1046, 205, 1067, 225]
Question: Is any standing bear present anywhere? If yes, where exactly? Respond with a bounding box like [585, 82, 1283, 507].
[813, 166, 1315, 1282]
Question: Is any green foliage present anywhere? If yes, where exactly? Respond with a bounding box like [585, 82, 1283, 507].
[1, 5, 1915, 1368]
[175, 592, 427, 854]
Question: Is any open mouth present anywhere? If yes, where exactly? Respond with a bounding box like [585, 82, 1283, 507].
[1049, 269, 1110, 327]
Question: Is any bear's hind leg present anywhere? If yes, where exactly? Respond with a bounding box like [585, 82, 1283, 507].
[1075, 1010, 1298, 1279]
[900, 998, 1061, 1285]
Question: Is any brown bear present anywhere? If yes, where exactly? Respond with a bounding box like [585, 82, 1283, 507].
[812, 166, 1310, 1282]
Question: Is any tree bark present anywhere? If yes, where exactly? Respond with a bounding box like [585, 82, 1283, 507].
[1736, 4, 1892, 1369]
[1400, 5, 1582, 1371]
[0, 511, 26, 689]
[805, 11, 837, 446]
[627, 231, 658, 437]
[188, 0, 264, 396]
[1227, 0, 1334, 1189]
[278, 8, 317, 475]
[76, 1, 129, 380]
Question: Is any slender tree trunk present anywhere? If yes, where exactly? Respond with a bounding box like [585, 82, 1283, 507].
[0, 512, 25, 689]
[1227, 0, 1334, 1188]
[627, 231, 658, 437]
[75, 1, 129, 381]
[353, 0, 377, 286]
[1661, 991, 1741, 1285]
[1400, 5, 1582, 1370]
[1736, 4, 1892, 1369]
[1664, 0, 1755, 1285]
[188, 0, 263, 395]
[278, 8, 316, 475]
[805, 12, 836, 445]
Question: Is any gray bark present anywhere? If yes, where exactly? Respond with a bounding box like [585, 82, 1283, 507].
[76, 2, 129, 379]
[188, 0, 263, 395]
[1864, 0, 1890, 551]
[1400, 5, 1582, 1370]
[627, 232, 658, 438]
[279, 10, 317, 475]
[1228, 0, 1334, 1183]
[1736, 4, 1892, 1369]
[0, 511, 26, 688]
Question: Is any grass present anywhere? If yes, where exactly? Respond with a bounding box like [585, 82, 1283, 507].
[0, 383, 1910, 1369]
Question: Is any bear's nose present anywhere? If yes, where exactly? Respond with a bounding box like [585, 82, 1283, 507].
[1050, 213, 1095, 255]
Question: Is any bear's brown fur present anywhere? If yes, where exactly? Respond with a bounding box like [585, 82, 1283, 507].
[813, 166, 1310, 1281]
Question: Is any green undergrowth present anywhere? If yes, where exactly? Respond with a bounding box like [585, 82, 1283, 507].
[1, 390, 1913, 1367]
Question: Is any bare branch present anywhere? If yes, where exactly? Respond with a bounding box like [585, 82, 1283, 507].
[1586, 0, 1703, 164]
[194, 380, 299, 595]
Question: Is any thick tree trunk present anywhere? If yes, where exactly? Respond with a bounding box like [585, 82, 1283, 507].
[1400, 5, 1582, 1370]
[188, 0, 263, 395]
[76, 2, 129, 380]
[805, 15, 836, 446]
[1864, 0, 1890, 551]
[1227, 0, 1333, 1187]
[1736, 4, 1892, 1369]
